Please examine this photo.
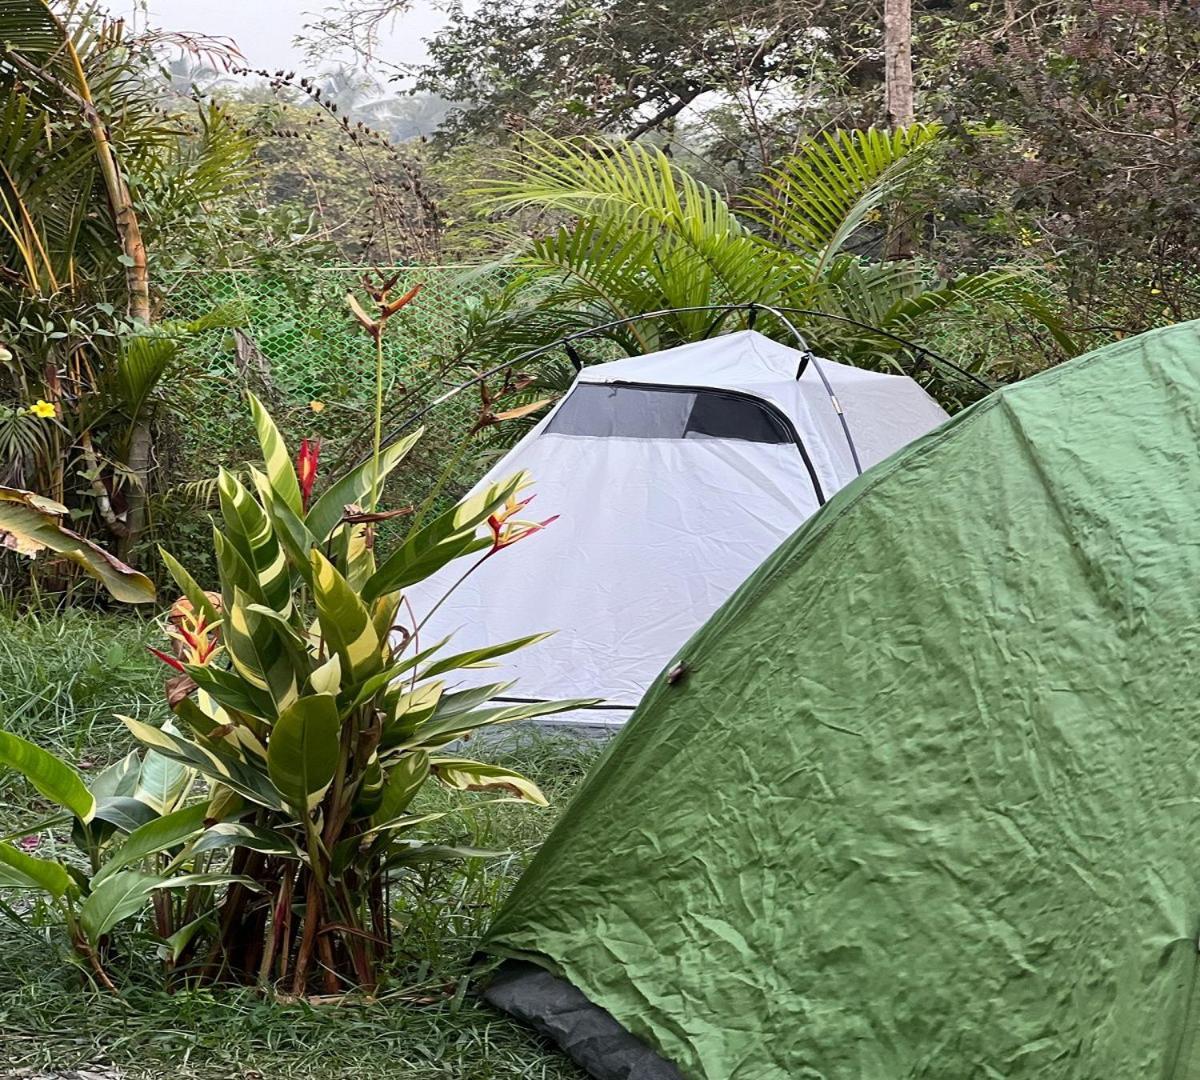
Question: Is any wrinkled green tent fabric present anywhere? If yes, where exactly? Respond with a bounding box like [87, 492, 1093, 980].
[484, 320, 1200, 1080]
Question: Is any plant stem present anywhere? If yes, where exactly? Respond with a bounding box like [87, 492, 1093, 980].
[370, 329, 385, 512]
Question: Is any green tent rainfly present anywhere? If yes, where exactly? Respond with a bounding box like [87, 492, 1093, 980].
[481, 321, 1200, 1079]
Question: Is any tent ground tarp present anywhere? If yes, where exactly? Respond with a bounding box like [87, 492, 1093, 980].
[483, 321, 1200, 1079]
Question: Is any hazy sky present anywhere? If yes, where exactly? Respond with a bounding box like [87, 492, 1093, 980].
[125, 0, 445, 71]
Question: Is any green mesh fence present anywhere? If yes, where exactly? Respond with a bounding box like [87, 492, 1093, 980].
[159, 265, 516, 526]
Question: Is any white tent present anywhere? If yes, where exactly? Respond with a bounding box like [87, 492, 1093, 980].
[404, 330, 949, 727]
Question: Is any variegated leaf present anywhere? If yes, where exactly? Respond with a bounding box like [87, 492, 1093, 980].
[217, 469, 292, 616]
[310, 550, 385, 686]
[248, 391, 303, 516]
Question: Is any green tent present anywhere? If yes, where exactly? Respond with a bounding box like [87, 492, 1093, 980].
[482, 321, 1200, 1079]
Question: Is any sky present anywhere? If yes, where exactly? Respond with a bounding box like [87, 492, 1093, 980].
[124, 0, 446, 72]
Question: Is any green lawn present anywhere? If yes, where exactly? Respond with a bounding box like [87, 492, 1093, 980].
[0, 607, 595, 1079]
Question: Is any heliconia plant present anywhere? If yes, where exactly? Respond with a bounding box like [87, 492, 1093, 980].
[0, 392, 587, 994]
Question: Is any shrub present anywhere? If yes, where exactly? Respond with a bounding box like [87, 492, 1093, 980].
[0, 392, 587, 995]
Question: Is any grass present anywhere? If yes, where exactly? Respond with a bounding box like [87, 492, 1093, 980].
[0, 606, 601, 1079]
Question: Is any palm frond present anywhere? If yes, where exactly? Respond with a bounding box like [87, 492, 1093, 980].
[745, 123, 942, 276]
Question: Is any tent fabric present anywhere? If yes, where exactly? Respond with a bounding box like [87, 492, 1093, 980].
[405, 331, 946, 725]
[483, 321, 1200, 1079]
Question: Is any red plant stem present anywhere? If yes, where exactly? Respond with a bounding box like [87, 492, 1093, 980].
[292, 873, 322, 995]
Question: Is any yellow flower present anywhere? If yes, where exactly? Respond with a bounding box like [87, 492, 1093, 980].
[28, 400, 55, 419]
[309, 400, 326, 413]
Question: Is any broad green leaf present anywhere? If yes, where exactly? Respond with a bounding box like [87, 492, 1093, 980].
[0, 840, 71, 897]
[0, 730, 94, 822]
[362, 471, 529, 602]
[88, 752, 140, 800]
[430, 758, 548, 806]
[80, 870, 162, 944]
[134, 723, 195, 815]
[92, 795, 159, 833]
[224, 588, 299, 712]
[311, 550, 384, 684]
[248, 391, 303, 516]
[419, 632, 553, 679]
[305, 428, 423, 541]
[94, 804, 208, 886]
[185, 663, 276, 720]
[158, 547, 221, 626]
[0, 486, 155, 604]
[155, 872, 264, 891]
[213, 528, 265, 615]
[188, 822, 304, 860]
[372, 751, 429, 825]
[266, 695, 340, 813]
[383, 843, 500, 871]
[333, 811, 447, 875]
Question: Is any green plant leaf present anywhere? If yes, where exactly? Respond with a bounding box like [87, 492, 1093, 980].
[134, 744, 195, 816]
[87, 751, 140, 800]
[362, 471, 529, 602]
[159, 913, 212, 963]
[0, 730, 94, 823]
[372, 750, 429, 825]
[0, 840, 71, 897]
[217, 468, 293, 615]
[121, 716, 287, 811]
[419, 632, 553, 679]
[310, 551, 384, 685]
[94, 803, 209, 886]
[247, 391, 303, 517]
[266, 694, 340, 813]
[430, 758, 548, 806]
[399, 697, 601, 750]
[224, 588, 300, 713]
[92, 795, 160, 833]
[188, 822, 304, 860]
[80, 870, 162, 945]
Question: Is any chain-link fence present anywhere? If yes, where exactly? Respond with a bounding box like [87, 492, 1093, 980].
[159, 265, 517, 529]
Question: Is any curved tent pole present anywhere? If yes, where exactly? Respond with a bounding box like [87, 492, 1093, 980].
[358, 303, 990, 470]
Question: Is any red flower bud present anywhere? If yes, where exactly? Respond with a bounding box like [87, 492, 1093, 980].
[297, 438, 321, 511]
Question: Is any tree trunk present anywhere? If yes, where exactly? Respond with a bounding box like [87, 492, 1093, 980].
[884, 0, 915, 129]
[883, 0, 916, 258]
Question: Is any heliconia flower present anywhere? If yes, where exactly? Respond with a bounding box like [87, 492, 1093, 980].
[28, 399, 55, 419]
[297, 438, 321, 511]
[487, 495, 559, 553]
[156, 594, 223, 671]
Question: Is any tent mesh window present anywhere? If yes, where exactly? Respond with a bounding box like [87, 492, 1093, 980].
[546, 383, 793, 444]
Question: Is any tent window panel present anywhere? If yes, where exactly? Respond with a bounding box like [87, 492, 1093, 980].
[546, 383, 791, 444]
